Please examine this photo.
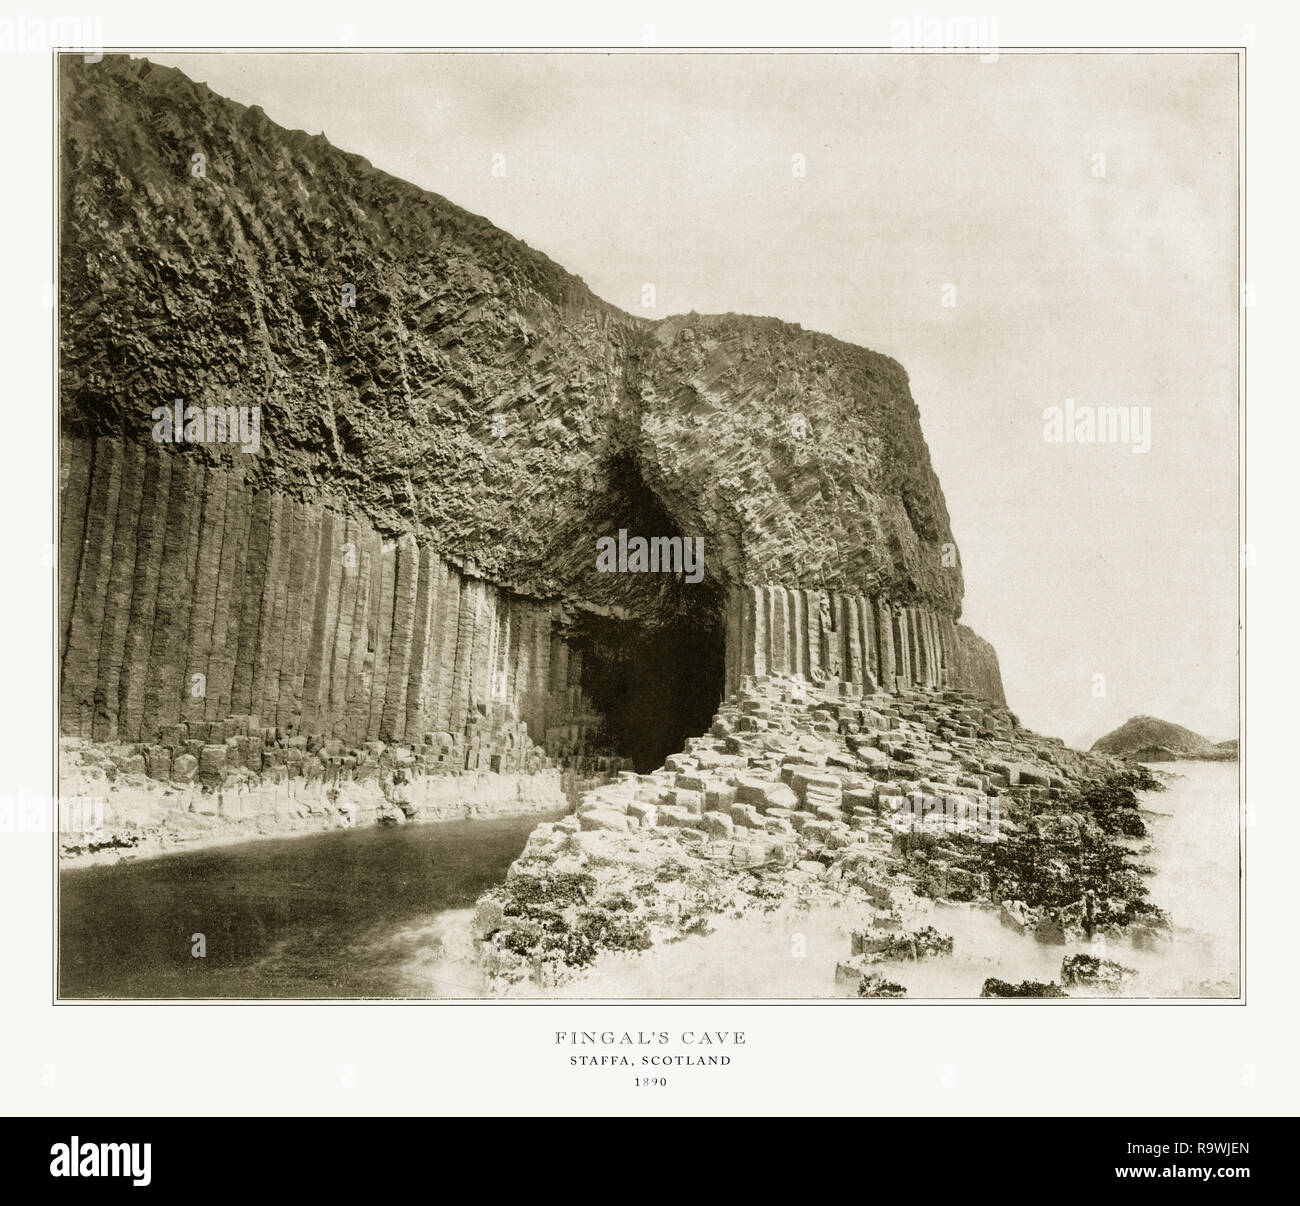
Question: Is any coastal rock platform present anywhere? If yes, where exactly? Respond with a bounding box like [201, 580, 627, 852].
[473, 674, 1167, 995]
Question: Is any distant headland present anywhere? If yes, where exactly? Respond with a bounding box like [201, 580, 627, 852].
[1091, 716, 1237, 762]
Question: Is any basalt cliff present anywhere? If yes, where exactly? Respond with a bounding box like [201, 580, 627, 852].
[59, 55, 1007, 853]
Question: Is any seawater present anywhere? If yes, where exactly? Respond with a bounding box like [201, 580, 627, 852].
[58, 810, 566, 998]
[59, 763, 1239, 1000]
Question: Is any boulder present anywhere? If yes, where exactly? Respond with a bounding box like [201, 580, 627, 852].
[700, 812, 735, 839]
[626, 801, 658, 828]
[666, 789, 704, 815]
[999, 899, 1033, 933]
[728, 839, 777, 867]
[789, 769, 843, 800]
[730, 803, 765, 829]
[704, 785, 737, 809]
[850, 930, 895, 956]
[656, 805, 701, 829]
[115, 753, 146, 777]
[733, 776, 798, 812]
[143, 745, 171, 780]
[197, 744, 227, 784]
[577, 807, 631, 833]
[800, 819, 834, 845]
[843, 788, 878, 811]
[856, 972, 907, 998]
[1060, 953, 1137, 988]
[980, 978, 1069, 998]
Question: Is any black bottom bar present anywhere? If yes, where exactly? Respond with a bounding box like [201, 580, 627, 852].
[10, 1115, 1287, 1192]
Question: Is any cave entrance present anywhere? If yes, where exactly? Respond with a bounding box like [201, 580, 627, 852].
[565, 610, 725, 774]
[562, 451, 727, 773]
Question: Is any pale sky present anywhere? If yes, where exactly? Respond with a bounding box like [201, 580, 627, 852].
[144, 51, 1239, 748]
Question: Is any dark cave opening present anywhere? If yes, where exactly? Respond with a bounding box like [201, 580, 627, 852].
[566, 611, 725, 774]
[562, 451, 727, 773]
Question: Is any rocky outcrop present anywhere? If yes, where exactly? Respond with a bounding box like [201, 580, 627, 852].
[58, 54, 1010, 829]
[1059, 953, 1137, 990]
[472, 672, 1166, 993]
[62, 54, 967, 618]
[57, 741, 571, 867]
[980, 979, 1069, 998]
[1091, 715, 1236, 762]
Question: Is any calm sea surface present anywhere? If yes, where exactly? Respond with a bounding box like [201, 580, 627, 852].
[58, 810, 566, 998]
[59, 762, 1239, 999]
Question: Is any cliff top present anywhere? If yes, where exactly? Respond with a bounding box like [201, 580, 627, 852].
[60, 53, 964, 621]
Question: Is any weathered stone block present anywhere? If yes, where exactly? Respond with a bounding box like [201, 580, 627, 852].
[144, 746, 171, 780]
[578, 807, 631, 833]
[666, 789, 704, 814]
[656, 805, 699, 829]
[700, 811, 735, 838]
[800, 819, 833, 844]
[730, 803, 764, 829]
[703, 785, 737, 809]
[789, 768, 842, 801]
[198, 744, 228, 783]
[734, 777, 798, 812]
[844, 788, 878, 811]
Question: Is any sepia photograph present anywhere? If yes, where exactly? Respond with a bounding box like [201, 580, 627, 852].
[55, 47, 1240, 1003]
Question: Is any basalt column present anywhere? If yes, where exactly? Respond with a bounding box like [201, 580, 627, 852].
[54, 437, 619, 761]
[59, 55, 1014, 783]
[58, 443, 1010, 764]
[719, 586, 1004, 704]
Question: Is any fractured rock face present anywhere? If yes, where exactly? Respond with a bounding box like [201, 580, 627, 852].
[59, 54, 1009, 801]
[60, 57, 967, 607]
[477, 671, 1167, 991]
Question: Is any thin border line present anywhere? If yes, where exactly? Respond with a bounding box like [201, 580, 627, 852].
[52, 45, 1247, 1008]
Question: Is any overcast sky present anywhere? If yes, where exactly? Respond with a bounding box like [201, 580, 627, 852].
[145, 50, 1239, 748]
